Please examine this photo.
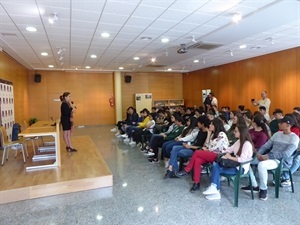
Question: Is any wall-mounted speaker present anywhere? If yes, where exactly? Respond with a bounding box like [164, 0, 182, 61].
[125, 75, 132, 83]
[34, 74, 41, 83]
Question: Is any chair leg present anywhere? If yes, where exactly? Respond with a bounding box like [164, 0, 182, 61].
[275, 169, 281, 198]
[20, 145, 26, 163]
[1, 148, 6, 165]
[248, 177, 254, 200]
[289, 170, 294, 193]
[234, 178, 239, 207]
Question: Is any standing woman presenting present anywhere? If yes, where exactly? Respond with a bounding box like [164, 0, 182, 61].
[60, 92, 77, 152]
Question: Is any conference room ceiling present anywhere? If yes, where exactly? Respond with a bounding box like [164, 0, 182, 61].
[0, 0, 299, 73]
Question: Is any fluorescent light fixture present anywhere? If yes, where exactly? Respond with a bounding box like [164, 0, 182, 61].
[41, 52, 48, 56]
[119, 67, 124, 70]
[101, 32, 110, 38]
[26, 26, 37, 32]
[194, 59, 199, 63]
[232, 13, 242, 23]
[140, 36, 152, 40]
[161, 38, 169, 43]
[59, 56, 64, 61]
[85, 66, 90, 69]
[239, 44, 247, 49]
[133, 57, 139, 60]
[48, 65, 54, 68]
[90, 54, 97, 58]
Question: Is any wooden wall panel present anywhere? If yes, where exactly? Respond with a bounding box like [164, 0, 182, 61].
[121, 72, 183, 118]
[0, 51, 29, 125]
[28, 71, 115, 126]
[183, 47, 300, 114]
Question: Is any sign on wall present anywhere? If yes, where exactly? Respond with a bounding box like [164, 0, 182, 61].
[0, 79, 14, 141]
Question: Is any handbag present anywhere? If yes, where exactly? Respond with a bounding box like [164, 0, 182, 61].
[215, 154, 240, 168]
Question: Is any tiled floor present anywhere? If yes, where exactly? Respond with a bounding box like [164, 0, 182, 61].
[1, 126, 299, 225]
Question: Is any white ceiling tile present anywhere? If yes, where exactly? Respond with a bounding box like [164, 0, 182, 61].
[132, 5, 168, 19]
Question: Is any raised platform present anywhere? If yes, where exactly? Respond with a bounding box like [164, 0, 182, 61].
[0, 135, 113, 204]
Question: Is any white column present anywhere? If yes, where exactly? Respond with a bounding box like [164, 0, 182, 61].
[114, 71, 122, 122]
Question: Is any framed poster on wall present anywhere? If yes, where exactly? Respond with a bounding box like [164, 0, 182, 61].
[0, 79, 14, 141]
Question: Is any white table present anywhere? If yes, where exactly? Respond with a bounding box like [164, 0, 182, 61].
[19, 120, 61, 171]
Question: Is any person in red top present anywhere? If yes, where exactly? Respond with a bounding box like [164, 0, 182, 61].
[285, 113, 300, 137]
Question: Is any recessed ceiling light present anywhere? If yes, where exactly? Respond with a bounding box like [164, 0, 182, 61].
[119, 67, 124, 70]
[26, 26, 37, 32]
[133, 57, 140, 60]
[90, 54, 97, 58]
[151, 57, 156, 63]
[48, 65, 54, 68]
[239, 44, 247, 49]
[161, 38, 169, 43]
[194, 59, 199, 63]
[232, 13, 242, 23]
[101, 32, 110, 38]
[86, 66, 90, 69]
[41, 52, 48, 56]
[167, 68, 172, 71]
[140, 36, 152, 41]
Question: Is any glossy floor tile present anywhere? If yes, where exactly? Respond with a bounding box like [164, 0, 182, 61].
[0, 126, 299, 225]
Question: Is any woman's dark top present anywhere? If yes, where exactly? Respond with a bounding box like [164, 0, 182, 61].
[61, 101, 72, 131]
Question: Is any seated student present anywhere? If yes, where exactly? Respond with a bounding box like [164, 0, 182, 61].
[150, 107, 158, 121]
[131, 114, 155, 147]
[227, 110, 237, 127]
[227, 113, 247, 145]
[194, 108, 203, 118]
[241, 115, 299, 200]
[183, 107, 194, 122]
[207, 110, 215, 121]
[219, 114, 230, 132]
[249, 114, 269, 150]
[162, 117, 199, 167]
[124, 109, 150, 144]
[176, 118, 229, 192]
[202, 124, 254, 200]
[163, 116, 209, 178]
[259, 106, 271, 123]
[293, 107, 300, 115]
[114, 107, 138, 136]
[147, 117, 185, 163]
[243, 109, 253, 128]
[280, 113, 300, 185]
[269, 109, 284, 135]
[221, 106, 230, 122]
[238, 105, 245, 114]
[143, 115, 177, 153]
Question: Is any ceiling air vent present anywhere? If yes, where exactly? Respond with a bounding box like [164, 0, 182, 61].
[145, 64, 166, 68]
[188, 41, 222, 50]
[1, 33, 18, 37]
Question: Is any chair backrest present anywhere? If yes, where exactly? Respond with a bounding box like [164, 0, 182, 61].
[0, 126, 9, 145]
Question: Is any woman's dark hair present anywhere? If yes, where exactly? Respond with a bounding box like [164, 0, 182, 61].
[292, 112, 300, 125]
[286, 113, 300, 128]
[228, 113, 246, 132]
[236, 124, 254, 156]
[243, 110, 253, 121]
[60, 92, 70, 101]
[142, 108, 150, 116]
[181, 116, 198, 137]
[197, 115, 210, 128]
[219, 114, 228, 124]
[211, 118, 225, 139]
[253, 114, 269, 137]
